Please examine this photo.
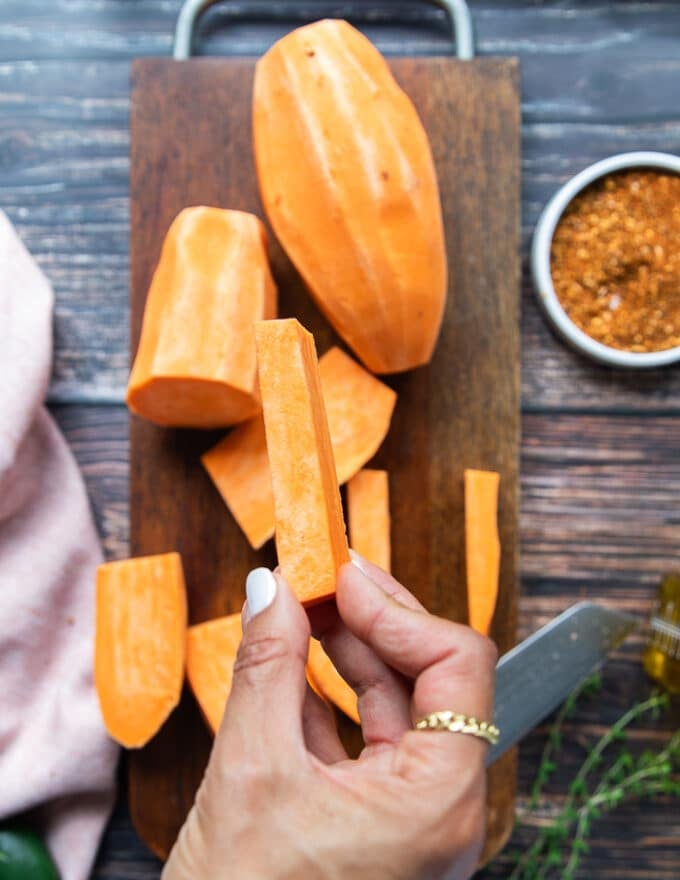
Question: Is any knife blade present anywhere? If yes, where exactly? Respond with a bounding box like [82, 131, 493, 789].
[486, 601, 637, 766]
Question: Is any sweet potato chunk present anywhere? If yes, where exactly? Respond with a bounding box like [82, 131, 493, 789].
[347, 469, 391, 572]
[464, 469, 501, 637]
[186, 614, 242, 734]
[127, 207, 277, 428]
[95, 552, 187, 748]
[307, 639, 359, 724]
[255, 319, 349, 605]
[202, 347, 396, 549]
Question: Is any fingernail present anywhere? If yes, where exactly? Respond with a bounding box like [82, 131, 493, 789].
[241, 599, 251, 628]
[349, 549, 370, 576]
[245, 567, 277, 618]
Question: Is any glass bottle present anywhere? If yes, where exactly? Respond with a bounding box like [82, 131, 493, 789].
[643, 573, 680, 694]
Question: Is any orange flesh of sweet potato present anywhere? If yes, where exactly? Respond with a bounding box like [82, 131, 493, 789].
[186, 619, 333, 734]
[253, 19, 447, 374]
[307, 639, 359, 724]
[186, 614, 242, 734]
[306, 669, 325, 701]
[347, 469, 391, 573]
[202, 346, 396, 550]
[464, 469, 501, 637]
[127, 207, 277, 428]
[254, 319, 349, 605]
[95, 552, 187, 748]
[319, 348, 396, 484]
[202, 415, 273, 549]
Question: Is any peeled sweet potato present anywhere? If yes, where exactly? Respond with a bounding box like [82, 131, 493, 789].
[202, 346, 396, 549]
[307, 639, 359, 724]
[319, 348, 396, 482]
[186, 614, 242, 734]
[95, 552, 187, 748]
[464, 469, 501, 637]
[202, 415, 273, 549]
[347, 469, 391, 572]
[127, 207, 277, 428]
[255, 319, 349, 605]
[186, 618, 346, 735]
[253, 19, 447, 374]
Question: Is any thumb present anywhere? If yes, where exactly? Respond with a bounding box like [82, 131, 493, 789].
[163, 572, 310, 879]
[215, 568, 311, 763]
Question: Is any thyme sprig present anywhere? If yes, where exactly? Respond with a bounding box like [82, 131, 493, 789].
[528, 672, 602, 810]
[563, 730, 680, 878]
[508, 680, 679, 880]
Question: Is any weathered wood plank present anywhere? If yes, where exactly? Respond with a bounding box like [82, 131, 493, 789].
[8, 2, 678, 873]
[50, 396, 680, 857]
[51, 407, 680, 585]
[95, 762, 680, 879]
[1, 1, 679, 125]
[3, 98, 680, 408]
[522, 414, 680, 583]
[481, 652, 680, 879]
[126, 53, 520, 861]
[55, 401, 677, 875]
[483, 803, 680, 880]
[90, 654, 679, 878]
[93, 788, 163, 879]
[85, 589, 676, 876]
[52, 405, 129, 560]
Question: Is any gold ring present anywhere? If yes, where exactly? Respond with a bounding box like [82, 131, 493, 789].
[415, 711, 500, 746]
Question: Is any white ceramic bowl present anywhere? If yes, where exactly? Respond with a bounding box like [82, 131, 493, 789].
[531, 151, 680, 368]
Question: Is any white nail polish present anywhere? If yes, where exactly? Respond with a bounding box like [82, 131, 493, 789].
[245, 568, 277, 617]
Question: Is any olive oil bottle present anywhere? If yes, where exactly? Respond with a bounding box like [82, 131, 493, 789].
[643, 573, 680, 694]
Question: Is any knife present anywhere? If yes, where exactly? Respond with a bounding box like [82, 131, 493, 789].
[486, 601, 637, 766]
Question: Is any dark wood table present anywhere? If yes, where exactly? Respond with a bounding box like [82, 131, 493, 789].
[1, 2, 678, 877]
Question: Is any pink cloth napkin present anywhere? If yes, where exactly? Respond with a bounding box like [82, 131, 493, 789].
[0, 210, 119, 878]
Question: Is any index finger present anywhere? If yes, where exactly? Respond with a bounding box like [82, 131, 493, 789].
[336, 563, 497, 759]
[307, 552, 425, 642]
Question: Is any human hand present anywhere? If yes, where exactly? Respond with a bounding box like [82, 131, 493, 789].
[163, 557, 497, 880]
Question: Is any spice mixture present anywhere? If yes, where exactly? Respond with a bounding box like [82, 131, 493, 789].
[550, 169, 680, 352]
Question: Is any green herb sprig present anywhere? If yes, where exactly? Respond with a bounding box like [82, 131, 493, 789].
[508, 677, 679, 880]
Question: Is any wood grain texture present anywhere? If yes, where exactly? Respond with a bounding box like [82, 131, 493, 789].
[2, 0, 679, 126]
[128, 55, 520, 860]
[51, 406, 680, 587]
[52, 402, 680, 878]
[3, 1, 678, 876]
[1, 3, 679, 410]
[90, 652, 680, 879]
[4, 90, 680, 408]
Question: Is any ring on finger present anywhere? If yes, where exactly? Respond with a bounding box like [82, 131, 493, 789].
[415, 711, 499, 746]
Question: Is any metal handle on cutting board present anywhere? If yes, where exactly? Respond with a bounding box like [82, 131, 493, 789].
[173, 0, 474, 60]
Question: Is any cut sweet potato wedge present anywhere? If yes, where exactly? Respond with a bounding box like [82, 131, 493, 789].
[202, 415, 273, 550]
[319, 348, 396, 483]
[464, 469, 501, 637]
[95, 552, 187, 748]
[127, 207, 277, 428]
[307, 639, 359, 724]
[255, 319, 349, 605]
[202, 346, 396, 550]
[186, 614, 242, 734]
[347, 469, 391, 572]
[306, 670, 325, 701]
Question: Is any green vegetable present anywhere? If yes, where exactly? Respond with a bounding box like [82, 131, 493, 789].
[0, 827, 59, 880]
[507, 676, 680, 880]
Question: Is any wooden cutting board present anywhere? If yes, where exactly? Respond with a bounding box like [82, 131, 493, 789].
[129, 53, 520, 864]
